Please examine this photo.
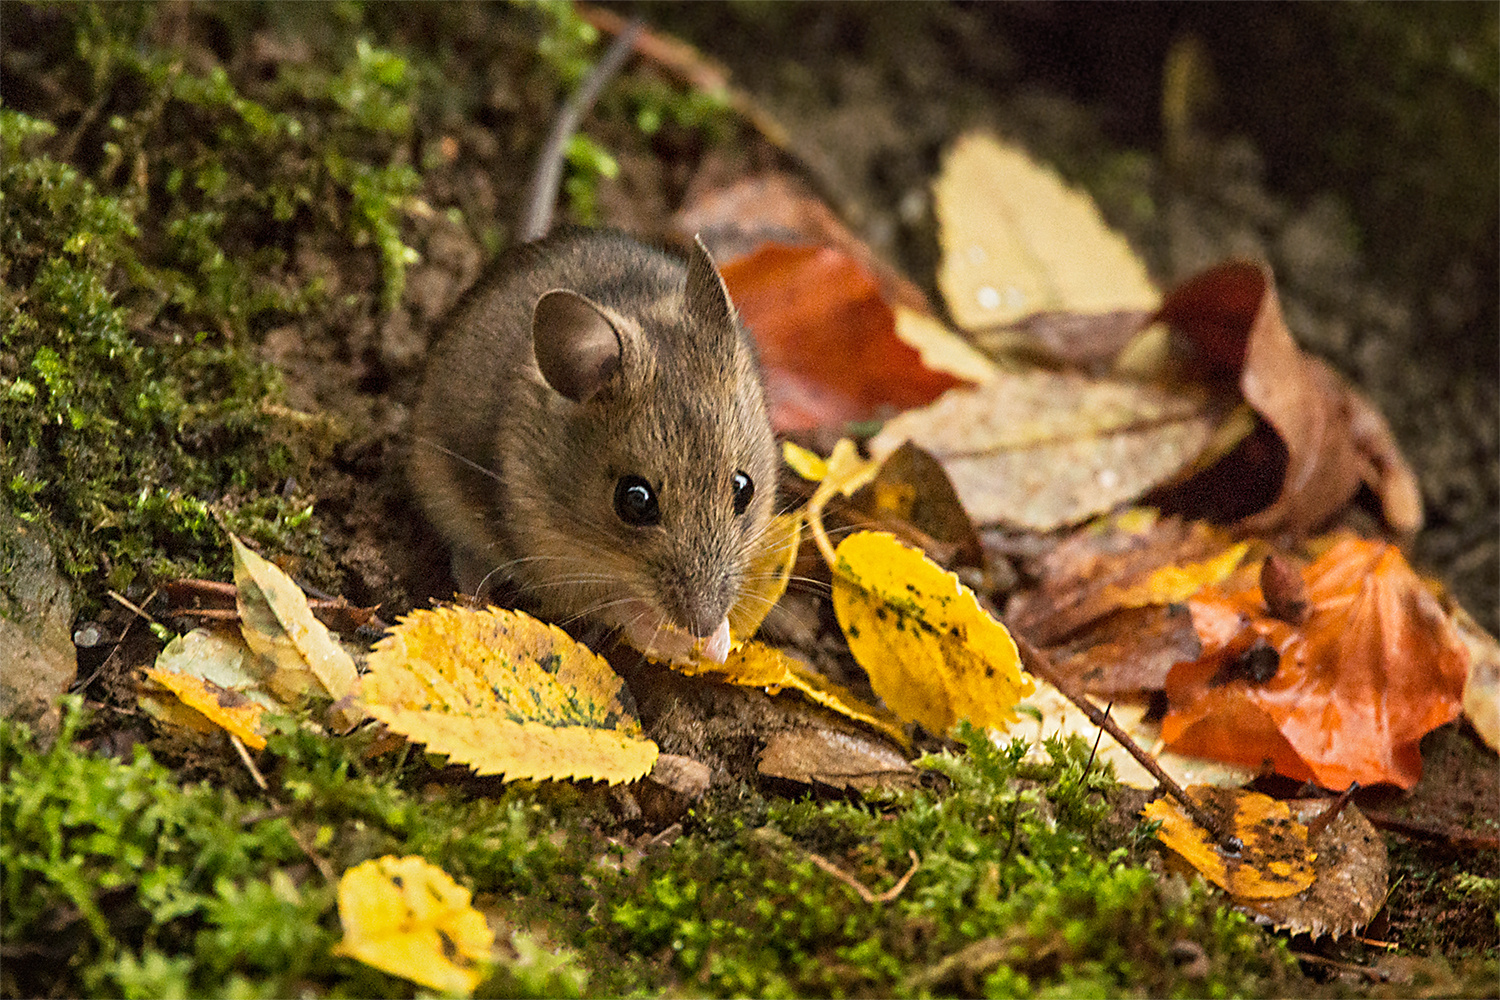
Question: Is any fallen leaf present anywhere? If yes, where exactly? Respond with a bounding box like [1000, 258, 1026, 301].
[934, 132, 1159, 332]
[851, 441, 983, 569]
[868, 369, 1217, 532]
[1154, 260, 1422, 536]
[142, 667, 268, 751]
[0, 505, 76, 738]
[1162, 536, 1469, 789]
[831, 531, 1031, 735]
[1143, 786, 1316, 900]
[1007, 513, 1255, 647]
[1235, 797, 1389, 939]
[1451, 604, 1500, 753]
[758, 727, 919, 792]
[1045, 604, 1204, 698]
[671, 640, 907, 747]
[676, 170, 930, 313]
[333, 855, 493, 996]
[360, 606, 659, 784]
[728, 512, 802, 642]
[718, 243, 968, 432]
[231, 535, 360, 726]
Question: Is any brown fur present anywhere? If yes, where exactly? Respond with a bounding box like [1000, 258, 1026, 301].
[410, 228, 777, 643]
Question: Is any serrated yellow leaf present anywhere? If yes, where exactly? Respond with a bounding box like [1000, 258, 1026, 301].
[673, 640, 908, 747]
[230, 535, 359, 725]
[360, 606, 658, 784]
[728, 512, 803, 642]
[831, 531, 1031, 734]
[332, 855, 492, 996]
[783, 441, 829, 482]
[143, 667, 268, 750]
[1142, 787, 1316, 901]
[821, 438, 882, 498]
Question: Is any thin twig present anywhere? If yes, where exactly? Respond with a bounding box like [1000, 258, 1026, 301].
[285, 819, 337, 884]
[108, 587, 162, 626]
[1014, 635, 1243, 854]
[808, 848, 920, 904]
[229, 733, 269, 791]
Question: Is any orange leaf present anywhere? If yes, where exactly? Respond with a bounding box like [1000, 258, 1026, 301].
[1161, 537, 1469, 789]
[718, 244, 967, 432]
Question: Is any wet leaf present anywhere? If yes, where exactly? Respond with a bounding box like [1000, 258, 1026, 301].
[231, 535, 360, 726]
[1143, 786, 1316, 900]
[1451, 604, 1500, 752]
[1162, 536, 1469, 789]
[718, 243, 967, 431]
[832, 531, 1031, 735]
[332, 855, 493, 996]
[934, 131, 1159, 332]
[360, 606, 658, 784]
[869, 369, 1217, 531]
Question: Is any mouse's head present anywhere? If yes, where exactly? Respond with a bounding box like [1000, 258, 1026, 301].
[505, 237, 777, 661]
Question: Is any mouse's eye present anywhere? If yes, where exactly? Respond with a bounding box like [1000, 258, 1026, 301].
[731, 471, 755, 516]
[614, 475, 660, 526]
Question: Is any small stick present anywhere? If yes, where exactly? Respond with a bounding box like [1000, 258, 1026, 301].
[808, 848, 920, 904]
[1305, 782, 1358, 840]
[229, 733, 269, 791]
[1014, 635, 1243, 854]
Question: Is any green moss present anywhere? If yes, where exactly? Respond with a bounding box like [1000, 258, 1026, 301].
[597, 728, 1291, 997]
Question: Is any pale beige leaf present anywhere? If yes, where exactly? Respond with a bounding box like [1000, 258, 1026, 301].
[870, 370, 1215, 531]
[231, 535, 359, 722]
[935, 132, 1158, 331]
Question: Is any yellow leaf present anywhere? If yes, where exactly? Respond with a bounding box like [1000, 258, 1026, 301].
[728, 512, 803, 642]
[935, 131, 1158, 330]
[1105, 541, 1251, 609]
[674, 640, 908, 747]
[820, 438, 883, 498]
[333, 855, 493, 996]
[783, 441, 829, 482]
[831, 531, 1032, 734]
[1143, 786, 1316, 900]
[231, 535, 359, 725]
[360, 606, 658, 784]
[143, 667, 268, 750]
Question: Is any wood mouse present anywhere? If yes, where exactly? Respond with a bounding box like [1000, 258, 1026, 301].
[409, 226, 778, 663]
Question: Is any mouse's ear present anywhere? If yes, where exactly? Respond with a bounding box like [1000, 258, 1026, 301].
[686, 235, 737, 338]
[532, 289, 622, 403]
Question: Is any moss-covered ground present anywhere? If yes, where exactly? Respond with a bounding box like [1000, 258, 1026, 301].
[2, 3, 1496, 997]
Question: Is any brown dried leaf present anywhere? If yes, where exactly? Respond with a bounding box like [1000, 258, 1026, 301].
[1155, 260, 1422, 536]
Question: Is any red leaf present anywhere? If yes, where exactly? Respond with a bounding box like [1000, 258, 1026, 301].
[719, 244, 967, 432]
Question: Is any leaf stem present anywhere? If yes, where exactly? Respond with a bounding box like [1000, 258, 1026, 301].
[1013, 634, 1244, 854]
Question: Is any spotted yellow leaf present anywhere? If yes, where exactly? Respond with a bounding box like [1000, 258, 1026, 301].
[674, 640, 908, 747]
[143, 667, 268, 750]
[832, 531, 1032, 734]
[333, 855, 493, 995]
[1143, 786, 1317, 900]
[729, 512, 803, 642]
[231, 534, 360, 727]
[360, 606, 657, 784]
